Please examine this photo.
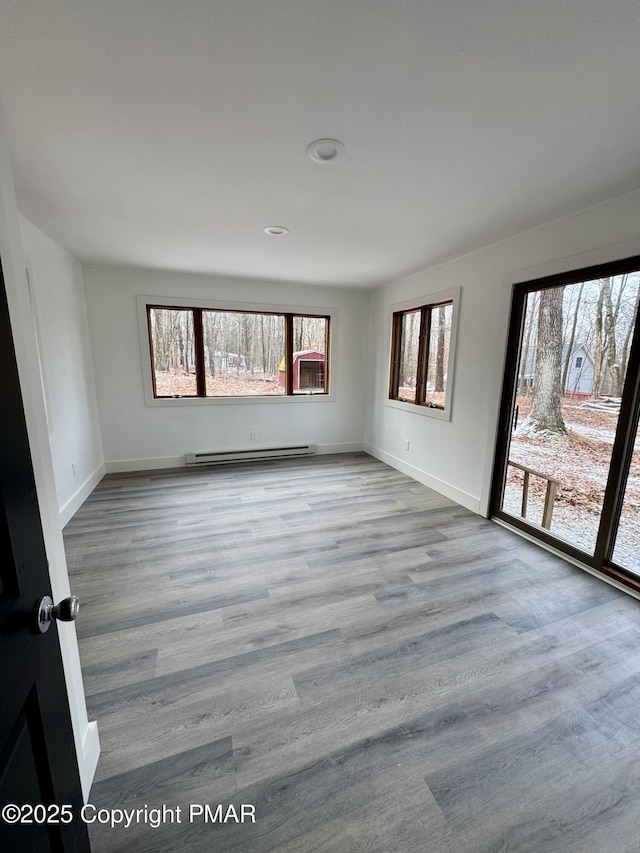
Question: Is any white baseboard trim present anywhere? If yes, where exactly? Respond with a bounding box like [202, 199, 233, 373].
[316, 442, 364, 455]
[363, 442, 481, 514]
[79, 720, 100, 803]
[106, 445, 364, 473]
[59, 463, 105, 527]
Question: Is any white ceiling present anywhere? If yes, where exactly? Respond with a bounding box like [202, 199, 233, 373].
[1, 1, 639, 288]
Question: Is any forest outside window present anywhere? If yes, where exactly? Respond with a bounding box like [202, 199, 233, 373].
[389, 300, 453, 410]
[147, 306, 329, 398]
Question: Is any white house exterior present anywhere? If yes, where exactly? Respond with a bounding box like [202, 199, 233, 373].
[564, 344, 595, 397]
[520, 343, 595, 397]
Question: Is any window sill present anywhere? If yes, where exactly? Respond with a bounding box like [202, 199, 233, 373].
[145, 393, 336, 408]
[385, 398, 451, 421]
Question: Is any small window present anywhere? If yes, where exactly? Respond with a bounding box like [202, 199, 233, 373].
[575, 356, 583, 368]
[292, 316, 329, 394]
[146, 305, 330, 399]
[148, 308, 198, 397]
[389, 301, 453, 410]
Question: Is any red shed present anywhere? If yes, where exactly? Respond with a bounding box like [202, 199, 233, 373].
[278, 350, 326, 392]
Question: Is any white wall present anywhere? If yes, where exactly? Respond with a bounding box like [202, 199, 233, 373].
[365, 190, 640, 514]
[0, 103, 99, 800]
[19, 217, 104, 525]
[84, 266, 368, 469]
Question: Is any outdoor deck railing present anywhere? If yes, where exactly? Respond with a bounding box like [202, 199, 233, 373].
[507, 460, 560, 530]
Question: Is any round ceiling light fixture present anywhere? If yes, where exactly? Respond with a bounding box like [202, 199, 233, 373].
[264, 225, 289, 236]
[307, 138, 346, 163]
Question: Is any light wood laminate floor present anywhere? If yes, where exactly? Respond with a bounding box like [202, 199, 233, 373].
[64, 453, 640, 852]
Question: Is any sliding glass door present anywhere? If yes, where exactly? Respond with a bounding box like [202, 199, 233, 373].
[491, 255, 640, 591]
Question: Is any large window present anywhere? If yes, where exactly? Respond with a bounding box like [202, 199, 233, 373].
[389, 300, 453, 410]
[146, 305, 329, 399]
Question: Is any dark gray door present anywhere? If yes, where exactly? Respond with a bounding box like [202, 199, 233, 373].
[0, 257, 90, 851]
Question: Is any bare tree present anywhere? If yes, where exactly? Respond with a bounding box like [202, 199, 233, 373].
[518, 287, 566, 435]
[518, 292, 539, 395]
[619, 283, 640, 384]
[400, 312, 419, 389]
[204, 311, 219, 378]
[561, 282, 583, 392]
[435, 305, 446, 393]
[591, 278, 617, 397]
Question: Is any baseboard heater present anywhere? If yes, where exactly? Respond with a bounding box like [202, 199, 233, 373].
[185, 444, 316, 466]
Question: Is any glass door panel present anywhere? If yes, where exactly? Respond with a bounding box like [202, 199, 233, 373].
[500, 273, 639, 555]
[611, 418, 640, 574]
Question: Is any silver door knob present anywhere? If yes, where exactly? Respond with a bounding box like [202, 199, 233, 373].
[36, 595, 80, 633]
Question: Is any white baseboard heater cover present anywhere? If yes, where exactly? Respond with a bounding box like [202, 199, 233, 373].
[185, 445, 316, 466]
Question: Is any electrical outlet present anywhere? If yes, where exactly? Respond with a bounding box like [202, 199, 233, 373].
[250, 430, 258, 440]
[403, 440, 410, 451]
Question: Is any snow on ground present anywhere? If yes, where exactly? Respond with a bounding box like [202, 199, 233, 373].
[504, 397, 640, 572]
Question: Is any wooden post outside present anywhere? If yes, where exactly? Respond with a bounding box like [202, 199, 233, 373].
[507, 460, 560, 530]
[542, 479, 558, 530]
[521, 471, 529, 519]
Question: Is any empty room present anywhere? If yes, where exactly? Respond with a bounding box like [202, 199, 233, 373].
[2, 2, 640, 852]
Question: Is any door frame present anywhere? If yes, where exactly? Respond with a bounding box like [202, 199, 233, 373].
[489, 253, 640, 594]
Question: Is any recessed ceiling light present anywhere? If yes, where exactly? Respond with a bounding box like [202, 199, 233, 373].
[307, 138, 346, 163]
[264, 226, 289, 236]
